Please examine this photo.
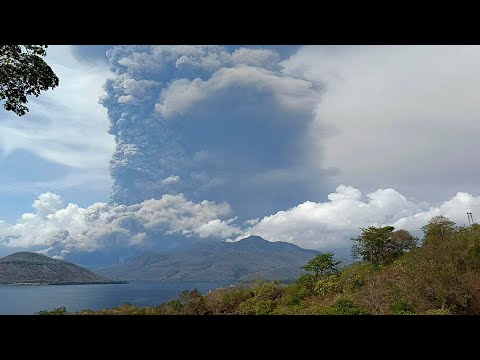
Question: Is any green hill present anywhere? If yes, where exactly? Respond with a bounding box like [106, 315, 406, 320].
[0, 252, 125, 285]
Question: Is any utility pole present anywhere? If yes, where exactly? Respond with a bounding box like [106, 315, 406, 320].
[467, 212, 474, 226]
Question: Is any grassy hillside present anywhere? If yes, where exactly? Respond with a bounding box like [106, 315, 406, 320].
[39, 218, 480, 314]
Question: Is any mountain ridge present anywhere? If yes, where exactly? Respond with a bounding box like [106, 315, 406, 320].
[98, 236, 322, 282]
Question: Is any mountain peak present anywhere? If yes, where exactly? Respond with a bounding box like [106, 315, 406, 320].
[0, 252, 58, 264]
[98, 237, 320, 282]
[237, 235, 269, 243]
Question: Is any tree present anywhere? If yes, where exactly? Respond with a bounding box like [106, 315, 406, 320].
[180, 288, 207, 315]
[352, 226, 416, 266]
[302, 252, 341, 278]
[421, 216, 456, 244]
[389, 229, 418, 258]
[0, 45, 59, 116]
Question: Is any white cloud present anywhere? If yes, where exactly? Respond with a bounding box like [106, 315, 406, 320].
[0, 192, 237, 256]
[240, 184, 480, 253]
[0, 45, 115, 190]
[283, 45, 480, 200]
[195, 218, 242, 239]
[231, 48, 280, 70]
[2, 185, 480, 258]
[162, 175, 180, 185]
[32, 192, 63, 218]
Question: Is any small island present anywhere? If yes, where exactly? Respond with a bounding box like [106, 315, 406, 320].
[0, 252, 127, 285]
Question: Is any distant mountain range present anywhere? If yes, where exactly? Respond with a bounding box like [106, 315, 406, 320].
[97, 236, 321, 282]
[0, 252, 124, 285]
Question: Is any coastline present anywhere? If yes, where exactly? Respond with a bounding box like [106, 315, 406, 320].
[1, 281, 129, 286]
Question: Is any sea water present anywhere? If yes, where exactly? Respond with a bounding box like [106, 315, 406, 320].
[0, 281, 231, 315]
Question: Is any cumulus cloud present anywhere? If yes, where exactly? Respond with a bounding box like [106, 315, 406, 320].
[32, 192, 63, 218]
[195, 218, 242, 239]
[0, 192, 237, 258]
[2, 185, 479, 259]
[240, 185, 480, 256]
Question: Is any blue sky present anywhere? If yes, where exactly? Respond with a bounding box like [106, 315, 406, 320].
[2, 45, 480, 261]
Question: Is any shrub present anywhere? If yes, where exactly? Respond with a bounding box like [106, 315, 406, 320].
[329, 298, 370, 315]
[180, 289, 207, 315]
[314, 274, 341, 297]
[338, 262, 377, 293]
[204, 285, 254, 314]
[423, 309, 451, 315]
[37, 307, 69, 315]
[237, 298, 277, 315]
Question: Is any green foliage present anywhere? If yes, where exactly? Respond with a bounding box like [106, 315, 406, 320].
[385, 280, 416, 314]
[295, 273, 317, 297]
[34, 215, 480, 315]
[157, 299, 184, 314]
[352, 226, 395, 265]
[352, 226, 416, 265]
[0, 45, 59, 116]
[390, 229, 417, 256]
[389, 296, 415, 314]
[329, 298, 370, 315]
[96, 303, 144, 315]
[180, 288, 207, 315]
[237, 280, 284, 315]
[37, 307, 69, 315]
[421, 215, 456, 244]
[393, 310, 415, 315]
[375, 225, 480, 314]
[252, 280, 284, 301]
[338, 262, 378, 292]
[204, 285, 254, 314]
[75, 309, 95, 315]
[304, 305, 337, 315]
[304, 298, 370, 315]
[238, 298, 277, 315]
[302, 252, 340, 278]
[271, 304, 307, 315]
[314, 274, 341, 297]
[280, 284, 308, 306]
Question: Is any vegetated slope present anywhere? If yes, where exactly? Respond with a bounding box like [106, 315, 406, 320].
[0, 252, 124, 285]
[41, 220, 480, 315]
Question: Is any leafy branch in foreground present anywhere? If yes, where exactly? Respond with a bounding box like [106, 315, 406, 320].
[0, 45, 59, 116]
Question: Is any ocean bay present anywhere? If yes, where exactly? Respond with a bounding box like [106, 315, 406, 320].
[0, 282, 231, 315]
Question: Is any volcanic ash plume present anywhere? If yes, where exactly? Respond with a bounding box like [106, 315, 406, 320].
[101, 45, 323, 216]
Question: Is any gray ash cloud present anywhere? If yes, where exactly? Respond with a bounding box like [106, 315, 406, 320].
[101, 45, 325, 218]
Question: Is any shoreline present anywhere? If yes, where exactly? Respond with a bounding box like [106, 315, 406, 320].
[1, 281, 129, 286]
